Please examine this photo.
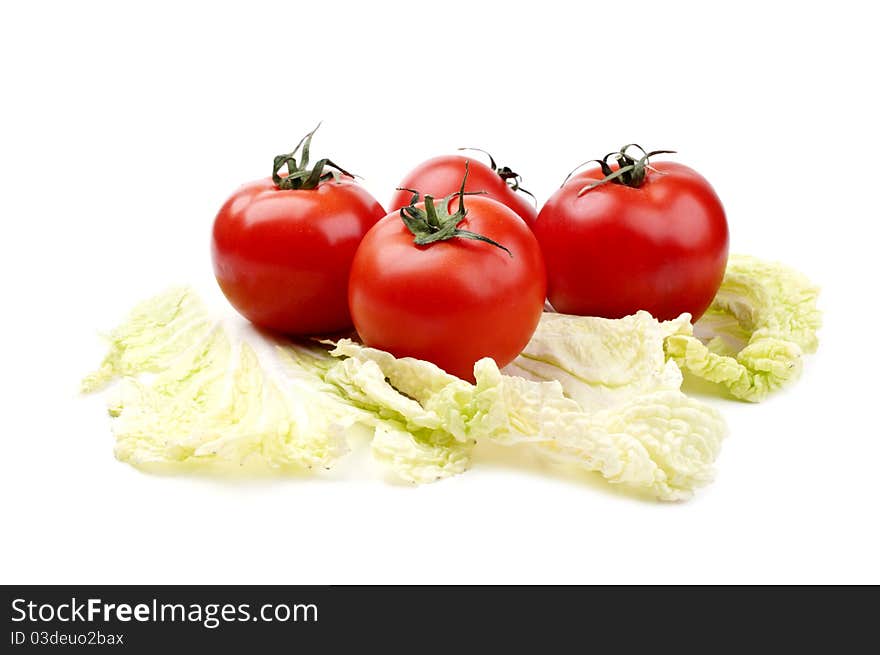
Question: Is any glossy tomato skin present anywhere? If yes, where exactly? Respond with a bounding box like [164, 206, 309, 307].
[533, 161, 728, 321]
[388, 155, 538, 227]
[212, 177, 385, 335]
[349, 196, 546, 380]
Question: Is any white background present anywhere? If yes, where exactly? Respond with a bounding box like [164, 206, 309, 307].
[2, 1, 878, 584]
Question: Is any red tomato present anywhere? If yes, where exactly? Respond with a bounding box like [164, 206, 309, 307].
[350, 187, 546, 381]
[212, 128, 385, 334]
[388, 153, 538, 226]
[534, 150, 728, 321]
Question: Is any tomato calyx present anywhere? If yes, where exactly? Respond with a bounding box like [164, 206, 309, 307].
[397, 162, 513, 257]
[458, 147, 537, 206]
[565, 144, 677, 196]
[271, 123, 355, 191]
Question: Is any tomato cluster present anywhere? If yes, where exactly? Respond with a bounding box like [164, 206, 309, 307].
[212, 128, 728, 379]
